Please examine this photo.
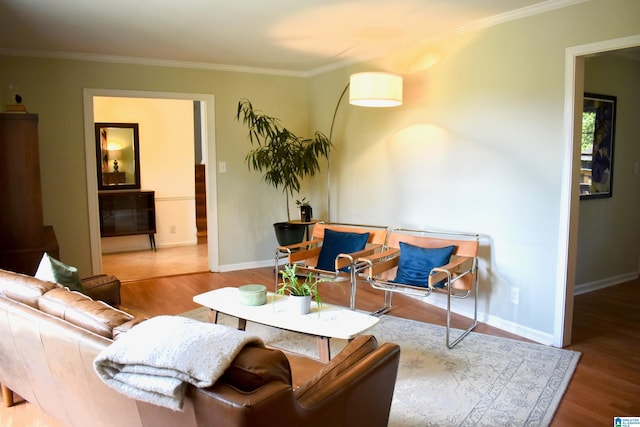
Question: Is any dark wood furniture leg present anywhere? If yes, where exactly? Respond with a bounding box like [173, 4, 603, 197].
[149, 234, 156, 251]
[2, 384, 13, 407]
[316, 336, 331, 362]
[207, 309, 247, 331]
[207, 309, 219, 323]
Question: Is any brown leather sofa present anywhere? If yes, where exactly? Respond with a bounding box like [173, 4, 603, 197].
[0, 268, 400, 427]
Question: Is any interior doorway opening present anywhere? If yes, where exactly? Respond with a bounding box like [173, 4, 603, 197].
[83, 89, 219, 278]
[559, 35, 640, 347]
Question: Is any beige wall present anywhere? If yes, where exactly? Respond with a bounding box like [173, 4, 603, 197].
[0, 59, 309, 274]
[1, 0, 639, 344]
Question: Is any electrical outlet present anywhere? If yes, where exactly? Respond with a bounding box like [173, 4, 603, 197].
[510, 287, 520, 305]
[170, 225, 176, 234]
[218, 161, 227, 173]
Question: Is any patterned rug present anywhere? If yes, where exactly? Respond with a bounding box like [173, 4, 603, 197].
[182, 307, 579, 427]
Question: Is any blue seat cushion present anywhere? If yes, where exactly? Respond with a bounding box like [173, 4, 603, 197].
[394, 242, 456, 288]
[316, 229, 370, 272]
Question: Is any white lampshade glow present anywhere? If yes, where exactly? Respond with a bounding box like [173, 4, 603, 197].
[108, 149, 122, 160]
[349, 72, 403, 107]
[106, 142, 123, 152]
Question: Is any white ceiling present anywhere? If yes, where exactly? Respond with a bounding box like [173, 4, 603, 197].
[0, 0, 585, 74]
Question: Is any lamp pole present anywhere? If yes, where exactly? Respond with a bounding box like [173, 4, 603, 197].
[327, 82, 350, 223]
[326, 72, 403, 222]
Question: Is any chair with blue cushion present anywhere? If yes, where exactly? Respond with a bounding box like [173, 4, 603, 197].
[275, 222, 388, 310]
[357, 228, 479, 348]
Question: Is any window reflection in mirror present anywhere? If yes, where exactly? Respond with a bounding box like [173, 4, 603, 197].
[95, 123, 141, 190]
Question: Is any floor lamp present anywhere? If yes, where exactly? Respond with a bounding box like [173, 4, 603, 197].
[327, 72, 403, 222]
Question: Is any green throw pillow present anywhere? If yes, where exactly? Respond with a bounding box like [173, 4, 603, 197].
[35, 253, 86, 294]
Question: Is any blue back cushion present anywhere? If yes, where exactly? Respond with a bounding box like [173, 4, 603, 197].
[316, 229, 370, 272]
[394, 242, 455, 287]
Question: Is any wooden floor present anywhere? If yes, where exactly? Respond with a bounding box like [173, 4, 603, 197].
[101, 243, 209, 281]
[2, 253, 639, 426]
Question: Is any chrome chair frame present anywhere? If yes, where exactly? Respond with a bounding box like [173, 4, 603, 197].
[357, 228, 479, 349]
[275, 222, 388, 309]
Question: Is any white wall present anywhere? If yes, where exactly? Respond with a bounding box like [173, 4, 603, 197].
[309, 0, 640, 344]
[576, 54, 640, 292]
[94, 97, 196, 252]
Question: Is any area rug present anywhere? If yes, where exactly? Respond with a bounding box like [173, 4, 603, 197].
[182, 307, 580, 427]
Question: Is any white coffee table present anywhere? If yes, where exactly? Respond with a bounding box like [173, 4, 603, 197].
[193, 287, 379, 362]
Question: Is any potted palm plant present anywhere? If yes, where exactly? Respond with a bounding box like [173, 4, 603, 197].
[277, 264, 327, 315]
[236, 99, 331, 245]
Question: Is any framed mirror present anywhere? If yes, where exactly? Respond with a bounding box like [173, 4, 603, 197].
[579, 93, 617, 200]
[95, 123, 141, 191]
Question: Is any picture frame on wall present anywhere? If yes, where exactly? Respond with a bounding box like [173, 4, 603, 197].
[579, 92, 617, 200]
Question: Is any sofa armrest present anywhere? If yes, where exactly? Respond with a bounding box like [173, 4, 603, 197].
[296, 341, 400, 427]
[188, 336, 399, 427]
[189, 381, 297, 427]
[294, 335, 379, 401]
[81, 275, 121, 306]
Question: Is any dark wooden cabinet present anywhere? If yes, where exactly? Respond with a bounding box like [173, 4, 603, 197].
[0, 113, 59, 274]
[98, 190, 157, 250]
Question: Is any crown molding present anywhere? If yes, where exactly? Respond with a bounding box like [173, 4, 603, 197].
[466, 0, 588, 32]
[309, 0, 590, 76]
[0, 1, 589, 78]
[0, 48, 310, 78]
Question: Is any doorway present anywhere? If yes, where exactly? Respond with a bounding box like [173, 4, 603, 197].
[558, 35, 640, 347]
[83, 89, 219, 277]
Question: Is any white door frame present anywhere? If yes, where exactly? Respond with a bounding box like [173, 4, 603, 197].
[556, 34, 640, 347]
[82, 88, 219, 274]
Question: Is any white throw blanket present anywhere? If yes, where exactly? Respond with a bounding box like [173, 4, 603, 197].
[94, 315, 263, 411]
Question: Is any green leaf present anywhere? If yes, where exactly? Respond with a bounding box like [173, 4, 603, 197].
[235, 99, 333, 217]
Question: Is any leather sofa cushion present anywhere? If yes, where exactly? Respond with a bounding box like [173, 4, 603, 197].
[0, 269, 58, 308]
[81, 274, 122, 306]
[294, 335, 378, 400]
[220, 344, 292, 392]
[112, 317, 148, 340]
[38, 287, 134, 339]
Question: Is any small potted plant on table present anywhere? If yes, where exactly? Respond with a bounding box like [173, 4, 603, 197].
[277, 264, 327, 315]
[296, 197, 313, 222]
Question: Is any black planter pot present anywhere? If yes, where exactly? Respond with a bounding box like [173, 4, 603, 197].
[273, 222, 306, 246]
[300, 205, 312, 222]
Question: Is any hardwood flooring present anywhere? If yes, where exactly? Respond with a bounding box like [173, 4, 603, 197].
[553, 278, 640, 426]
[2, 254, 639, 426]
[101, 243, 209, 281]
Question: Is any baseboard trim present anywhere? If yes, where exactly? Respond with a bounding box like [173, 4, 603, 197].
[407, 293, 555, 345]
[217, 259, 274, 273]
[574, 272, 639, 295]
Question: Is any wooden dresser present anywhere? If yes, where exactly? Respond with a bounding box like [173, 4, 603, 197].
[0, 113, 59, 274]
